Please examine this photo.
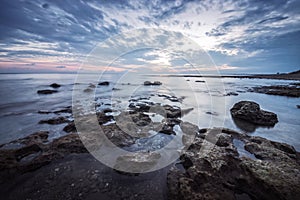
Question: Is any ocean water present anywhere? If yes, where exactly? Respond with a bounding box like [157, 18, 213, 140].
[0, 73, 299, 151]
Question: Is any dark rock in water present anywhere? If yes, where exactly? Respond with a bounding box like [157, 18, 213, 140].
[83, 88, 93, 93]
[98, 81, 109, 86]
[53, 106, 72, 114]
[252, 85, 300, 97]
[50, 83, 61, 88]
[225, 92, 239, 96]
[51, 134, 87, 154]
[167, 127, 300, 200]
[38, 110, 51, 114]
[144, 81, 162, 86]
[159, 124, 175, 135]
[297, 105, 300, 109]
[230, 101, 278, 126]
[205, 111, 218, 116]
[38, 107, 72, 114]
[63, 122, 76, 133]
[39, 116, 69, 125]
[37, 89, 58, 94]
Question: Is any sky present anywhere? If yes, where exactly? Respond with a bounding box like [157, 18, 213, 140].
[0, 0, 299, 74]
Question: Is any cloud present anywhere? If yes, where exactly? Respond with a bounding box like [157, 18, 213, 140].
[0, 0, 299, 73]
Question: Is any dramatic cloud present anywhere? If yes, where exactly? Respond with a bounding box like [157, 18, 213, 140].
[0, 0, 299, 73]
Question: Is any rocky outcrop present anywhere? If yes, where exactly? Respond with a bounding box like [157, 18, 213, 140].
[0, 132, 87, 173]
[167, 128, 300, 200]
[230, 101, 278, 126]
[251, 85, 300, 97]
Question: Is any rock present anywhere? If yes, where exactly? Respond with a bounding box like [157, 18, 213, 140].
[37, 89, 58, 94]
[230, 101, 278, 126]
[159, 124, 175, 135]
[51, 134, 87, 154]
[195, 80, 205, 83]
[38, 110, 52, 114]
[143, 81, 162, 86]
[225, 92, 239, 96]
[167, 128, 300, 200]
[114, 152, 161, 173]
[50, 83, 61, 88]
[63, 122, 76, 133]
[98, 81, 109, 86]
[39, 116, 69, 125]
[83, 88, 93, 93]
[205, 111, 218, 116]
[297, 105, 300, 109]
[252, 85, 300, 97]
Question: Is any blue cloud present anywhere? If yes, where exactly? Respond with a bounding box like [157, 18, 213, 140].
[0, 0, 299, 73]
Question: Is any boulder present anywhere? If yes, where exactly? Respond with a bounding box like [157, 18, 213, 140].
[230, 101, 278, 126]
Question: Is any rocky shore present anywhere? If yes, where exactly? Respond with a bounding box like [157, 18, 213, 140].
[0, 97, 299, 200]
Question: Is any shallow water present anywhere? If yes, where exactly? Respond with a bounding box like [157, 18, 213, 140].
[0, 73, 299, 151]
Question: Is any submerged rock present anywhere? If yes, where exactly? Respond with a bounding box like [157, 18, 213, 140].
[98, 81, 109, 86]
[251, 85, 300, 97]
[195, 80, 205, 83]
[39, 116, 69, 125]
[50, 83, 61, 88]
[37, 89, 58, 94]
[230, 101, 278, 126]
[225, 92, 239, 96]
[143, 81, 162, 86]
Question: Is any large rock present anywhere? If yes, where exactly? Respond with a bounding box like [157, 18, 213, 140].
[167, 128, 300, 200]
[230, 101, 278, 126]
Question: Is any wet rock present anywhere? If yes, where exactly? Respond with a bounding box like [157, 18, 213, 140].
[84, 88, 93, 93]
[230, 101, 278, 126]
[63, 122, 76, 133]
[159, 124, 175, 135]
[50, 83, 61, 88]
[225, 92, 239, 96]
[143, 81, 162, 86]
[98, 81, 109, 86]
[205, 111, 218, 116]
[38, 110, 52, 114]
[167, 128, 300, 200]
[37, 89, 58, 94]
[114, 152, 161, 173]
[51, 134, 87, 154]
[53, 106, 72, 114]
[195, 80, 205, 83]
[252, 85, 300, 97]
[39, 116, 69, 125]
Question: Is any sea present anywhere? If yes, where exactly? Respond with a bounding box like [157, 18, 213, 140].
[0, 73, 299, 151]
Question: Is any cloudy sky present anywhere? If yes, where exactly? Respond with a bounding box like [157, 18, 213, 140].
[0, 0, 299, 74]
